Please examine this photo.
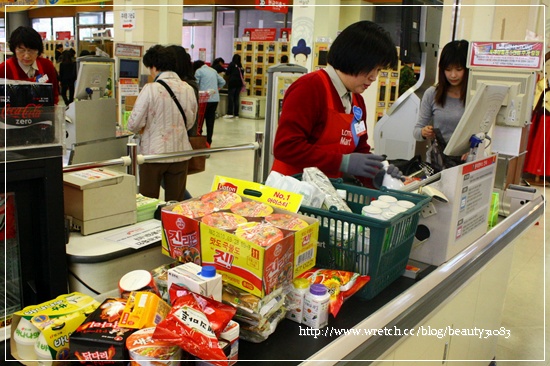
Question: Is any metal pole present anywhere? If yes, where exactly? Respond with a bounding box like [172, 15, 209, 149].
[127, 143, 138, 176]
[254, 131, 264, 183]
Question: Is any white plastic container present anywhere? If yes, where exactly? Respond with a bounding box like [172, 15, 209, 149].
[381, 211, 399, 221]
[396, 200, 415, 209]
[361, 205, 382, 219]
[34, 332, 52, 366]
[285, 278, 311, 324]
[377, 194, 398, 204]
[302, 284, 330, 329]
[389, 205, 408, 214]
[370, 200, 391, 211]
[13, 317, 40, 360]
[167, 263, 223, 302]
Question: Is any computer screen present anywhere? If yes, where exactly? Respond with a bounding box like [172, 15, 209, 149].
[466, 70, 537, 128]
[119, 58, 140, 79]
[444, 83, 509, 156]
[74, 61, 113, 100]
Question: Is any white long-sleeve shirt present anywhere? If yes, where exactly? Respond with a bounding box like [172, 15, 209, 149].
[128, 71, 198, 162]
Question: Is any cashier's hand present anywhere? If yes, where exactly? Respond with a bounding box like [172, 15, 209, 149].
[342, 153, 385, 179]
[422, 125, 436, 140]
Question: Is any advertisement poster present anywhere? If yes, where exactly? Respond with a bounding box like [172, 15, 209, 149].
[243, 28, 277, 42]
[469, 41, 543, 70]
[56, 31, 71, 40]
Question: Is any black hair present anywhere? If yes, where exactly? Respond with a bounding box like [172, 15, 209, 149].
[213, 57, 224, 66]
[165, 45, 195, 81]
[435, 39, 469, 107]
[142, 45, 177, 72]
[60, 50, 74, 64]
[8, 26, 44, 55]
[327, 20, 397, 76]
[55, 44, 63, 50]
[231, 54, 242, 67]
[193, 60, 205, 72]
[79, 50, 91, 57]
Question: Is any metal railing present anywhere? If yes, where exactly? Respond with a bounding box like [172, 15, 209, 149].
[63, 132, 265, 183]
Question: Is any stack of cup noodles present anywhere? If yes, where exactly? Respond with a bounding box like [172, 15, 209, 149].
[126, 327, 183, 366]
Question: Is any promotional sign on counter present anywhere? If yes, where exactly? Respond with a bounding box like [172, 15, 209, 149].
[410, 155, 498, 266]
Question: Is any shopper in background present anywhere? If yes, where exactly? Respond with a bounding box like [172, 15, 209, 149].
[166, 45, 200, 135]
[193, 60, 226, 147]
[79, 49, 91, 57]
[413, 39, 469, 168]
[54, 44, 63, 62]
[212, 57, 227, 75]
[223, 53, 244, 119]
[272, 20, 402, 187]
[127, 45, 198, 202]
[1, 26, 59, 104]
[58, 50, 77, 106]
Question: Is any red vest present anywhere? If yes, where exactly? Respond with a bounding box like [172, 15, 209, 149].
[271, 70, 364, 177]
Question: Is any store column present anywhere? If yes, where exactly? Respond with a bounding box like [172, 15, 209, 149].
[112, 0, 183, 48]
[290, 0, 340, 72]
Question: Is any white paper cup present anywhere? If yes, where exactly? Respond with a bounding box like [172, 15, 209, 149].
[396, 200, 415, 209]
[370, 200, 391, 210]
[377, 195, 397, 204]
[362, 205, 382, 219]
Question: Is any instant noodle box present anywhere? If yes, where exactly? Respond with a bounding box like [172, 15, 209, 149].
[10, 292, 100, 366]
[161, 176, 319, 297]
[118, 291, 171, 329]
[69, 298, 137, 363]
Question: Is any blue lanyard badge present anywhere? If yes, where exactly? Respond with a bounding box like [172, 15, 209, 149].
[351, 105, 366, 145]
[36, 74, 49, 83]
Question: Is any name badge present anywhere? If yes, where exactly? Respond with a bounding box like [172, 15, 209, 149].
[354, 120, 367, 137]
[37, 74, 49, 83]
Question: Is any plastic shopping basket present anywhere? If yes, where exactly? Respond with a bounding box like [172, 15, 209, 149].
[296, 178, 431, 300]
[196, 90, 212, 135]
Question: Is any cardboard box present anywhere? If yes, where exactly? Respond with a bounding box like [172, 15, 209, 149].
[0, 79, 61, 149]
[161, 176, 319, 297]
[69, 298, 136, 363]
[118, 292, 170, 329]
[63, 168, 137, 235]
[10, 292, 100, 365]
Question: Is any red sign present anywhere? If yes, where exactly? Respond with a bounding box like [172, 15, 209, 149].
[461, 155, 497, 174]
[243, 28, 277, 42]
[56, 31, 72, 40]
[468, 41, 544, 70]
[38, 32, 47, 40]
[255, 0, 288, 14]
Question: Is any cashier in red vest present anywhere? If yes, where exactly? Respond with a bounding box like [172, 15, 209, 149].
[1, 26, 59, 104]
[272, 21, 403, 187]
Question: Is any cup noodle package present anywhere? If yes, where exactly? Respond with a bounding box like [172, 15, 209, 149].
[161, 176, 319, 298]
[10, 292, 100, 365]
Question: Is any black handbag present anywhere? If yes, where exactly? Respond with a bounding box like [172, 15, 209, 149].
[157, 79, 206, 175]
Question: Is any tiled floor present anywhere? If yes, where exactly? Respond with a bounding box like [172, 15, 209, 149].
[185, 116, 547, 364]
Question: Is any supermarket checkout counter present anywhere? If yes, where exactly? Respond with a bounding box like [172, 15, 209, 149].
[2, 191, 543, 364]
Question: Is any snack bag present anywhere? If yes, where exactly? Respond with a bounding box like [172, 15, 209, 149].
[298, 269, 370, 317]
[154, 290, 236, 365]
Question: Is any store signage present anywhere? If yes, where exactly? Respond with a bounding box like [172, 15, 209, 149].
[104, 221, 162, 249]
[1, 0, 36, 11]
[38, 32, 47, 40]
[255, 0, 288, 14]
[469, 41, 544, 70]
[119, 79, 139, 96]
[120, 11, 136, 30]
[115, 43, 142, 58]
[56, 31, 71, 41]
[243, 28, 277, 42]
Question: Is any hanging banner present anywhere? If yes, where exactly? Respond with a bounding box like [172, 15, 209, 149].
[243, 28, 277, 42]
[1, 1, 37, 12]
[468, 41, 544, 70]
[255, 0, 288, 14]
[46, 0, 105, 4]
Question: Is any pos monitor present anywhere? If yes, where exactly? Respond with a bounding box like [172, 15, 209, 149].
[444, 83, 509, 157]
[74, 56, 114, 100]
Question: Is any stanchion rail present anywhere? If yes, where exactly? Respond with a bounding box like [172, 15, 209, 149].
[63, 132, 264, 183]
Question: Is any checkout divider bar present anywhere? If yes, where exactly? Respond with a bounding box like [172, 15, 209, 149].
[64, 132, 264, 183]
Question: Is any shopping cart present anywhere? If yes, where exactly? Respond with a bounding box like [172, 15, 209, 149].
[295, 177, 430, 300]
[196, 90, 214, 137]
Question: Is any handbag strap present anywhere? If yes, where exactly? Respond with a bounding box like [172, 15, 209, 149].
[157, 79, 187, 125]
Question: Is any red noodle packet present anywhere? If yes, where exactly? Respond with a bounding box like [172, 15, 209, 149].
[298, 269, 370, 317]
[153, 290, 236, 365]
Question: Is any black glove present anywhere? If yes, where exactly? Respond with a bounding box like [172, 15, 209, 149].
[344, 153, 385, 179]
[386, 164, 405, 181]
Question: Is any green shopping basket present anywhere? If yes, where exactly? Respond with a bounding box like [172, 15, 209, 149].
[296, 178, 431, 300]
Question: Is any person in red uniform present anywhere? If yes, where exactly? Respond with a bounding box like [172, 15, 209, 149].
[272, 21, 402, 187]
[1, 26, 59, 104]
